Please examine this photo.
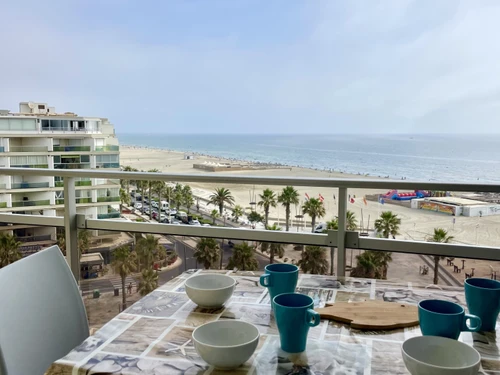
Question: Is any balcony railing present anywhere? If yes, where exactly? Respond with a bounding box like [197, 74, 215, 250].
[52, 146, 91, 152]
[9, 146, 49, 152]
[0, 167, 499, 284]
[11, 199, 50, 207]
[95, 145, 119, 152]
[95, 162, 120, 168]
[77, 197, 92, 204]
[10, 164, 48, 169]
[11, 182, 50, 189]
[16, 234, 53, 243]
[97, 212, 121, 219]
[54, 163, 91, 170]
[55, 179, 92, 187]
[96, 196, 120, 202]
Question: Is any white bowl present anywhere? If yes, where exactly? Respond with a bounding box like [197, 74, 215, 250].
[193, 320, 259, 369]
[402, 336, 481, 375]
[185, 274, 235, 308]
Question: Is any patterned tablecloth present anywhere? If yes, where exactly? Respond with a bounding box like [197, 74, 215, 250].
[47, 270, 500, 375]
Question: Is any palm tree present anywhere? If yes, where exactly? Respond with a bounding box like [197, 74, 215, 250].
[119, 187, 130, 215]
[78, 229, 91, 255]
[298, 246, 329, 275]
[258, 189, 277, 227]
[302, 198, 326, 233]
[165, 185, 173, 209]
[153, 181, 166, 210]
[56, 230, 66, 256]
[326, 218, 338, 230]
[374, 211, 401, 238]
[194, 238, 220, 269]
[278, 186, 299, 232]
[227, 242, 258, 271]
[138, 268, 159, 296]
[135, 234, 161, 270]
[112, 245, 137, 309]
[260, 224, 285, 264]
[122, 165, 138, 196]
[182, 185, 194, 213]
[346, 210, 358, 231]
[210, 209, 219, 225]
[372, 251, 393, 279]
[247, 211, 264, 224]
[0, 233, 22, 268]
[429, 228, 454, 284]
[350, 251, 380, 279]
[209, 187, 235, 216]
[136, 177, 147, 209]
[232, 205, 244, 222]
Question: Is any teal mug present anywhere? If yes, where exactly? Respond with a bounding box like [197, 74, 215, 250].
[418, 299, 481, 340]
[259, 264, 299, 301]
[273, 293, 320, 353]
[465, 278, 500, 331]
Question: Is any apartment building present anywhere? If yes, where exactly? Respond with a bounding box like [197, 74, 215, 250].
[0, 101, 120, 253]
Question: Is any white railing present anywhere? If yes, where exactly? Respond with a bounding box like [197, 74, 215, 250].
[0, 167, 499, 282]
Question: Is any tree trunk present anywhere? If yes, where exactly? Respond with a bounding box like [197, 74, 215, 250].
[121, 274, 127, 310]
[330, 247, 335, 275]
[219, 245, 224, 269]
[119, 203, 123, 216]
[285, 206, 290, 231]
[219, 203, 223, 217]
[270, 246, 274, 264]
[433, 256, 440, 284]
[265, 207, 269, 227]
[311, 216, 316, 233]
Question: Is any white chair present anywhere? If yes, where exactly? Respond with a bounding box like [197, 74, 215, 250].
[0, 245, 89, 375]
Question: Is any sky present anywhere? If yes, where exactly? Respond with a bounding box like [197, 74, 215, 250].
[1, 0, 500, 134]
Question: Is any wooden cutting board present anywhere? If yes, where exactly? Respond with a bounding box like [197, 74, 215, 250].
[315, 300, 419, 330]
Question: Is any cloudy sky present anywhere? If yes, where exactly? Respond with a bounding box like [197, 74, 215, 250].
[1, 0, 499, 134]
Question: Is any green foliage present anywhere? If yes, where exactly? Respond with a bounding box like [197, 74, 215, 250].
[429, 228, 454, 284]
[298, 246, 329, 275]
[350, 250, 393, 279]
[78, 229, 91, 255]
[210, 209, 220, 224]
[209, 187, 235, 216]
[195, 238, 220, 269]
[258, 189, 277, 226]
[232, 205, 244, 222]
[302, 198, 326, 232]
[112, 245, 137, 306]
[0, 233, 22, 268]
[227, 242, 259, 271]
[248, 211, 264, 224]
[260, 224, 285, 264]
[374, 211, 401, 239]
[135, 234, 162, 270]
[138, 268, 159, 296]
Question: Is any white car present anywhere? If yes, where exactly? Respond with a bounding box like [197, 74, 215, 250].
[134, 203, 143, 209]
[189, 219, 201, 226]
[151, 201, 158, 208]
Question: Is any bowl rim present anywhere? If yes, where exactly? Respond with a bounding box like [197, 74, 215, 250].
[185, 273, 236, 291]
[402, 336, 481, 370]
[192, 320, 260, 349]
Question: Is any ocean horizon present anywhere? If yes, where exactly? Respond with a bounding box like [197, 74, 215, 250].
[117, 133, 500, 184]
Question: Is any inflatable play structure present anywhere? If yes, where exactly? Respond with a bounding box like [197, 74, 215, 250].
[382, 190, 430, 201]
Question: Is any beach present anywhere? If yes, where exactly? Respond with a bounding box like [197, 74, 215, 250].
[121, 145, 500, 282]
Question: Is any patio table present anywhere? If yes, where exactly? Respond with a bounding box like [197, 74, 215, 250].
[47, 270, 500, 374]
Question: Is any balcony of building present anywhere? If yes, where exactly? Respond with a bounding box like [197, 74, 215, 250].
[0, 167, 499, 374]
[54, 154, 91, 170]
[6, 138, 51, 153]
[52, 145, 91, 152]
[94, 145, 119, 152]
[41, 119, 101, 133]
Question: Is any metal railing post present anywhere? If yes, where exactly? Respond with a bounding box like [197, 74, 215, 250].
[64, 177, 80, 282]
[337, 187, 347, 277]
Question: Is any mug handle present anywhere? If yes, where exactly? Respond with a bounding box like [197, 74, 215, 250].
[306, 309, 321, 327]
[260, 273, 271, 287]
[463, 314, 482, 332]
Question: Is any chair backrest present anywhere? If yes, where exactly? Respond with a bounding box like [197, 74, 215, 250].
[0, 245, 89, 375]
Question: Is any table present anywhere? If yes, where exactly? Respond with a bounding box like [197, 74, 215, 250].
[47, 270, 500, 374]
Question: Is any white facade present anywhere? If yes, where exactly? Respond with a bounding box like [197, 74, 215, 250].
[0, 102, 121, 244]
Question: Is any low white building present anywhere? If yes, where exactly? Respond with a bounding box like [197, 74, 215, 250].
[411, 196, 500, 217]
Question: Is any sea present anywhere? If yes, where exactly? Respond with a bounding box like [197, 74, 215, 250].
[117, 134, 500, 184]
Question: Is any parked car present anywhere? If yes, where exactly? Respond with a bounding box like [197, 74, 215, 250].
[313, 223, 327, 233]
[152, 211, 159, 220]
[202, 223, 211, 227]
[143, 207, 150, 215]
[168, 209, 177, 216]
[160, 217, 170, 224]
[189, 219, 201, 226]
[134, 202, 143, 209]
[160, 201, 169, 212]
[159, 214, 167, 222]
[151, 201, 158, 208]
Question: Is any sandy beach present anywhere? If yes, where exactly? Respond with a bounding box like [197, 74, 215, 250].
[121, 145, 500, 282]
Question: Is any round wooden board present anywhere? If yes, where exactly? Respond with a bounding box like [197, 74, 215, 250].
[315, 300, 419, 330]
